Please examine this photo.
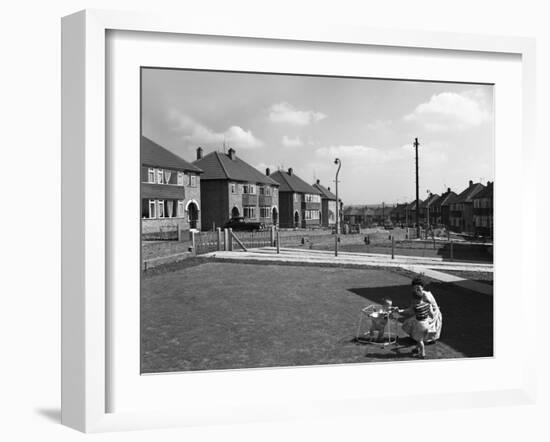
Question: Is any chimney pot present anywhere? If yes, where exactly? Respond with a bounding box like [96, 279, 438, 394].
[469, 180, 473, 186]
[447, 187, 451, 193]
[288, 167, 293, 176]
[328, 187, 331, 192]
[266, 168, 270, 176]
[228, 148, 235, 160]
[196, 146, 203, 160]
[316, 179, 320, 184]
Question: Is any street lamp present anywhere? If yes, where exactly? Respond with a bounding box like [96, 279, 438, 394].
[334, 158, 341, 257]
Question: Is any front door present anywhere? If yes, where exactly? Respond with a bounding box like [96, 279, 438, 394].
[188, 202, 199, 229]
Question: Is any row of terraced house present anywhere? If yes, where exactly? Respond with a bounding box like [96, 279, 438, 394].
[141, 136, 342, 236]
[343, 179, 493, 237]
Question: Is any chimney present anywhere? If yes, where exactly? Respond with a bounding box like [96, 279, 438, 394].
[328, 187, 331, 192]
[196, 146, 203, 160]
[266, 168, 270, 176]
[316, 179, 320, 184]
[288, 167, 293, 176]
[447, 187, 451, 193]
[487, 181, 491, 186]
[469, 180, 473, 187]
[228, 148, 236, 160]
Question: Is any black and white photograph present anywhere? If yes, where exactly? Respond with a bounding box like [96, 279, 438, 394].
[140, 67, 494, 373]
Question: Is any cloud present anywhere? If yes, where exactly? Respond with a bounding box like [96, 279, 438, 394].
[281, 135, 304, 148]
[268, 102, 326, 125]
[315, 144, 409, 164]
[168, 109, 264, 149]
[404, 91, 490, 131]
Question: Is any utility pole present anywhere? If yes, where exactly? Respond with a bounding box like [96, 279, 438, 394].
[334, 158, 341, 256]
[414, 137, 420, 238]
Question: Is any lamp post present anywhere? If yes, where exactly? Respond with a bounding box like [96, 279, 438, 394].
[334, 158, 341, 256]
[413, 137, 421, 238]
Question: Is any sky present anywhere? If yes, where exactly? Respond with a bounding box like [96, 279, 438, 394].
[142, 68, 494, 205]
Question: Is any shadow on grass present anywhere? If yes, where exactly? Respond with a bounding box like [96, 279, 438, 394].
[347, 281, 493, 358]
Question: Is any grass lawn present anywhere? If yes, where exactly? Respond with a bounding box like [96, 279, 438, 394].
[141, 261, 493, 373]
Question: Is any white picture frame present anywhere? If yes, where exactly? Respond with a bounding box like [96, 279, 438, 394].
[61, 9, 537, 433]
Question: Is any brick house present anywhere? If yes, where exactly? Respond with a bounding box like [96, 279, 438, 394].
[431, 188, 457, 227]
[392, 203, 408, 225]
[419, 193, 440, 227]
[449, 180, 485, 233]
[193, 147, 280, 230]
[472, 181, 493, 237]
[312, 179, 337, 227]
[141, 136, 203, 234]
[270, 168, 322, 228]
[343, 206, 375, 227]
[406, 199, 423, 227]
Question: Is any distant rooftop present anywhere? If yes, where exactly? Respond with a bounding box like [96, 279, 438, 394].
[193, 148, 279, 185]
[312, 180, 336, 200]
[141, 136, 203, 173]
[270, 168, 321, 194]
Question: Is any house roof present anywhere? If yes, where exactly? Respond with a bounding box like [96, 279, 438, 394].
[454, 182, 485, 203]
[312, 181, 336, 200]
[438, 192, 458, 207]
[141, 136, 203, 173]
[420, 193, 440, 209]
[433, 191, 458, 208]
[193, 150, 279, 185]
[406, 199, 423, 211]
[270, 169, 321, 194]
[472, 182, 493, 199]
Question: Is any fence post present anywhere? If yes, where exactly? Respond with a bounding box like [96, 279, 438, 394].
[228, 228, 233, 251]
[450, 240, 454, 261]
[224, 228, 229, 251]
[276, 230, 280, 254]
[270, 226, 275, 246]
[391, 235, 395, 259]
[177, 226, 182, 242]
[191, 231, 196, 254]
[217, 227, 222, 251]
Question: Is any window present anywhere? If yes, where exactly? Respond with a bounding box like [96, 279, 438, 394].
[260, 207, 270, 218]
[242, 184, 249, 194]
[177, 200, 185, 217]
[157, 200, 165, 218]
[190, 175, 197, 187]
[177, 172, 184, 186]
[243, 206, 256, 219]
[156, 169, 164, 184]
[148, 200, 156, 219]
[148, 168, 155, 183]
[249, 184, 256, 194]
[265, 186, 271, 196]
[231, 183, 236, 194]
[294, 193, 300, 203]
[259, 186, 265, 195]
[273, 188, 278, 197]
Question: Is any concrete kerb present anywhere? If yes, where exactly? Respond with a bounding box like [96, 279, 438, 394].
[203, 248, 494, 295]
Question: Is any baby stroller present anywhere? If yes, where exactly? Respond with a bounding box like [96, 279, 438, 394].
[355, 303, 400, 347]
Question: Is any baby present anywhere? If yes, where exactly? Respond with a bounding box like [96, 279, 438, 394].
[368, 298, 394, 341]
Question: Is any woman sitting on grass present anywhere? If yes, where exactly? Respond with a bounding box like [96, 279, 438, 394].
[398, 276, 442, 359]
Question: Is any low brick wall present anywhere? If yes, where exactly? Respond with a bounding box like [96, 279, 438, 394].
[142, 217, 191, 234]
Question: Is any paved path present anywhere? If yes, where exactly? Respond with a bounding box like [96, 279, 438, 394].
[203, 247, 493, 295]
